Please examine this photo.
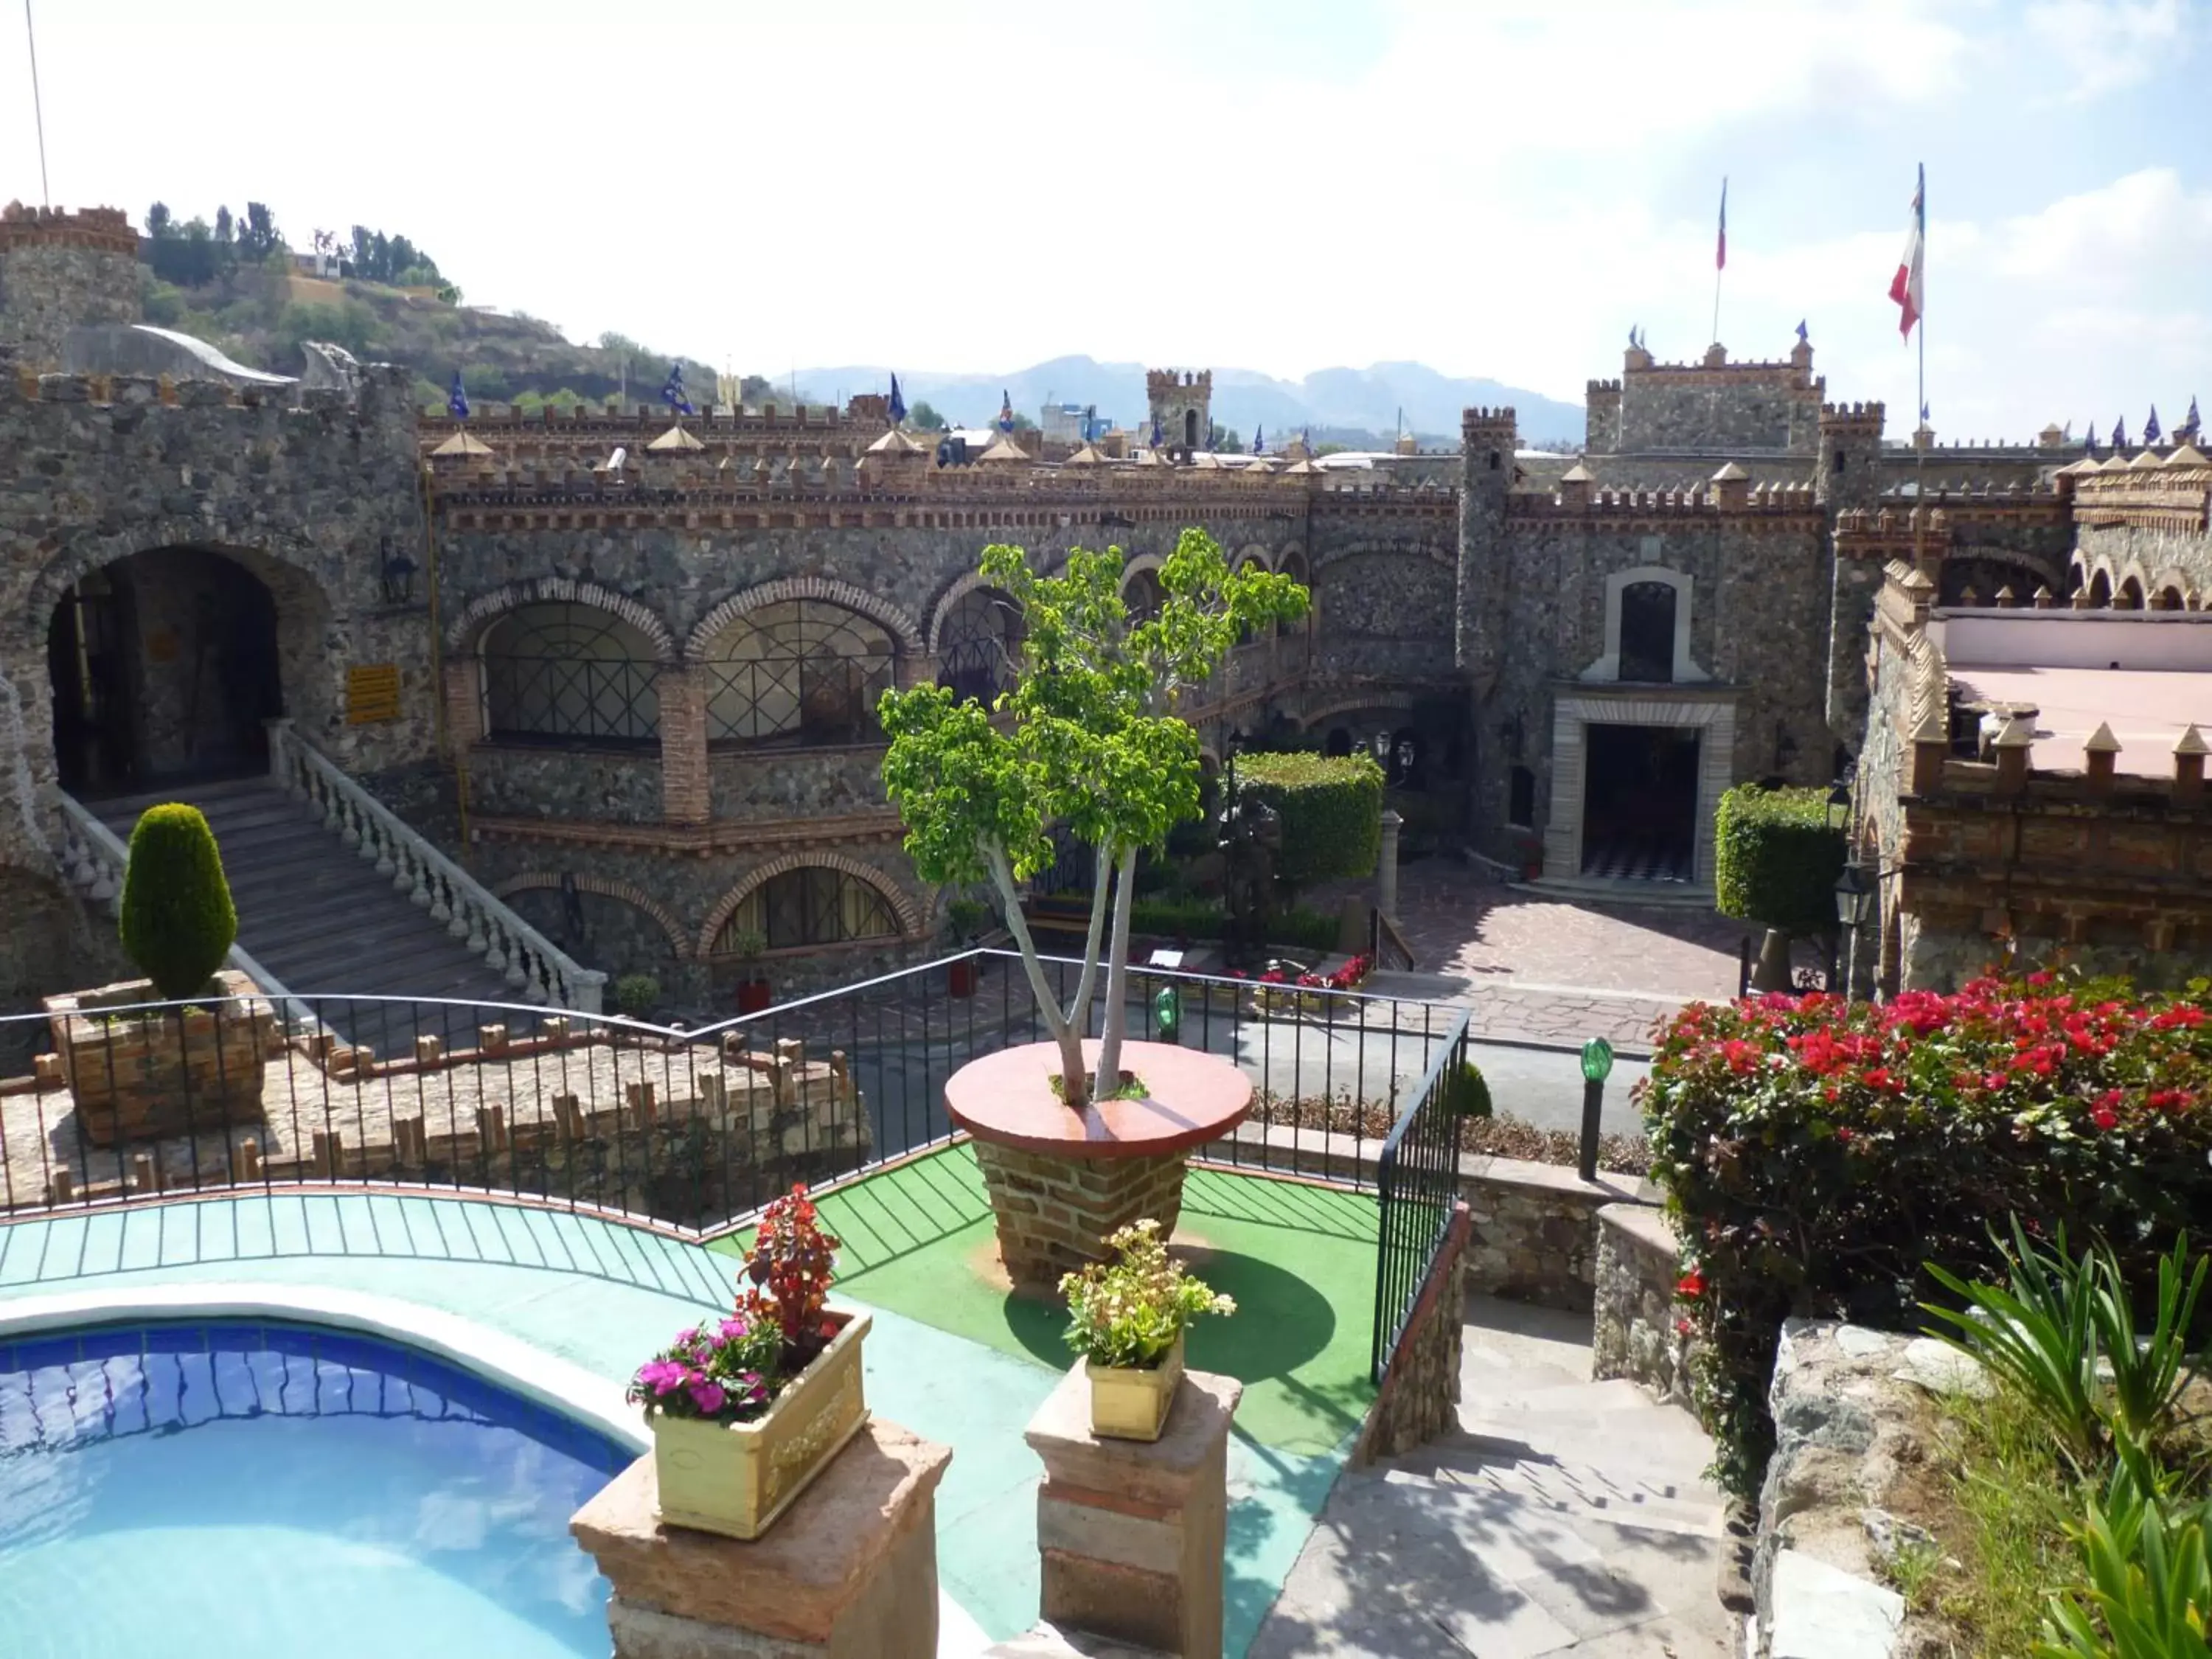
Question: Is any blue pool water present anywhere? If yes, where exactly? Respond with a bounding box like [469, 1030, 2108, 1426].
[0, 1321, 631, 1658]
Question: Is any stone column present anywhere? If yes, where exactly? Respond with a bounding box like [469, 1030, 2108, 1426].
[657, 664, 710, 827]
[570, 1419, 951, 1659]
[442, 657, 483, 752]
[1377, 809, 1402, 923]
[1023, 1362, 1243, 1659]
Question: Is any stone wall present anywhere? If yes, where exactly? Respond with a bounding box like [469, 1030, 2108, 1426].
[0, 865, 131, 1072]
[0, 206, 140, 368]
[2075, 520, 2212, 601]
[1462, 1155, 1661, 1312]
[1354, 1201, 1470, 1464]
[1592, 1203, 1694, 1402]
[1612, 353, 1823, 456]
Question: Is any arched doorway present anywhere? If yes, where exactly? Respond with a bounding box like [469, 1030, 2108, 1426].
[46, 546, 285, 796]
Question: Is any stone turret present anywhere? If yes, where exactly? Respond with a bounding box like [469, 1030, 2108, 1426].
[0, 204, 140, 369]
[1146, 368, 1212, 459]
[1820, 400, 1892, 745]
[1457, 406, 1517, 685]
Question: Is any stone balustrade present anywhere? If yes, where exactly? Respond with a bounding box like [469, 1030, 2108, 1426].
[267, 720, 606, 1012]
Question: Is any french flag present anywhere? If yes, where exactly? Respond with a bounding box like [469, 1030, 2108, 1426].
[1716, 178, 1728, 270]
[1888, 164, 1924, 340]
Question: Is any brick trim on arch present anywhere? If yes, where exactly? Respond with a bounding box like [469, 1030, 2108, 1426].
[491, 872, 693, 959]
[686, 578, 925, 662]
[1312, 540, 1455, 574]
[1295, 696, 1420, 731]
[445, 577, 678, 658]
[696, 853, 928, 956]
[1232, 542, 1273, 571]
[925, 569, 1020, 654]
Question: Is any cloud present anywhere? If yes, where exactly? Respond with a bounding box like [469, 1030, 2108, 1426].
[2025, 0, 2189, 100]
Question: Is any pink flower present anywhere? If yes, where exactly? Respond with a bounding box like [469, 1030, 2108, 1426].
[636, 1359, 688, 1396]
[689, 1379, 728, 1415]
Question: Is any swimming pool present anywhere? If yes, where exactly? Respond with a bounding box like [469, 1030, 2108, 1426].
[0, 1319, 630, 1658]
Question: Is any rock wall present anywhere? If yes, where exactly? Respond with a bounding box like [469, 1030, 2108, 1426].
[0, 207, 141, 368]
[1354, 1201, 1469, 1464]
[1462, 1155, 1661, 1312]
[1592, 1202, 1694, 1402]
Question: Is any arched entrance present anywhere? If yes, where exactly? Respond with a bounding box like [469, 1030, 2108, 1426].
[46, 546, 286, 796]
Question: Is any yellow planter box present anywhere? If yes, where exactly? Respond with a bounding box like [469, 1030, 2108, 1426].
[648, 1309, 871, 1540]
[1085, 1334, 1184, 1442]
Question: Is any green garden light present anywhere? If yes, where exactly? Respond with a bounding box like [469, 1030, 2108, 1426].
[1578, 1037, 1614, 1180]
[1153, 984, 1182, 1046]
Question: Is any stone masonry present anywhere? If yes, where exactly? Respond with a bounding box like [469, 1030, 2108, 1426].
[973, 1141, 1192, 1288]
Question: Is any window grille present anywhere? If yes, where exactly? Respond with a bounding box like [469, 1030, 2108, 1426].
[481, 602, 660, 745]
[701, 600, 896, 746]
[718, 867, 899, 951]
[936, 587, 1022, 704]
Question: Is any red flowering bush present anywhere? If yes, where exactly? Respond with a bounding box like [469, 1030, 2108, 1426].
[1641, 970, 2212, 1496]
[740, 1183, 843, 1371]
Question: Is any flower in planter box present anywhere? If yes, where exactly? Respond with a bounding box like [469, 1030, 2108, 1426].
[627, 1314, 782, 1424]
[740, 1183, 843, 1365]
[1060, 1220, 1235, 1371]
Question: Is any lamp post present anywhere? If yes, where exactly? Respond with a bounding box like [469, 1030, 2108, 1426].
[1833, 860, 1874, 1000]
[1577, 1037, 1613, 1182]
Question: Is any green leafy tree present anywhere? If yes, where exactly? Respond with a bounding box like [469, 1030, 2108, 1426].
[880, 529, 1307, 1105]
[145, 201, 172, 240]
[908, 400, 947, 431]
[118, 804, 237, 999]
[240, 201, 282, 259]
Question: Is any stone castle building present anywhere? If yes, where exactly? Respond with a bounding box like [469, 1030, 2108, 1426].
[1, 201, 2203, 1011]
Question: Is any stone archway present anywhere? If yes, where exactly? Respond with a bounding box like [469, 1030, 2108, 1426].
[41, 543, 331, 797]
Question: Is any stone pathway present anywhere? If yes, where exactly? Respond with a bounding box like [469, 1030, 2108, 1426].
[1250, 1295, 1733, 1658]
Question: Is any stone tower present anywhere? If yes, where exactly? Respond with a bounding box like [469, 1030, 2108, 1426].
[1818, 400, 1888, 745]
[1456, 406, 1517, 686]
[0, 204, 140, 369]
[1146, 369, 1212, 458]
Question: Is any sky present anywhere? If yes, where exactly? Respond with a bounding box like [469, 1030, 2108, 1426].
[2, 0, 2206, 440]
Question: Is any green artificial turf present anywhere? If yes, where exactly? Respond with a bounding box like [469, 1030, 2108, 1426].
[716, 1144, 1380, 1456]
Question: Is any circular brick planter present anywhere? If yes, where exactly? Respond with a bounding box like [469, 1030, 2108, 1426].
[945, 1040, 1251, 1290]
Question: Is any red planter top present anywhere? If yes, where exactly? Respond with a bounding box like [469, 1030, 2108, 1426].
[945, 1040, 1253, 1160]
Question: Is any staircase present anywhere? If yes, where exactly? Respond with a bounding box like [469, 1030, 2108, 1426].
[1251, 1295, 1736, 1658]
[91, 776, 519, 1004]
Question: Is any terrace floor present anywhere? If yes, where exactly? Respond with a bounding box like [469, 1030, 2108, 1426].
[0, 1148, 1379, 1655]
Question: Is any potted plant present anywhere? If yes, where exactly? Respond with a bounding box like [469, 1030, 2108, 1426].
[614, 973, 661, 1020]
[880, 530, 1306, 1107]
[1059, 1219, 1235, 1441]
[46, 802, 272, 1147]
[945, 897, 990, 997]
[628, 1184, 871, 1539]
[726, 927, 772, 1013]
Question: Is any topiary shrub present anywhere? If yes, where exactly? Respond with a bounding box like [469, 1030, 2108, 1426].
[614, 973, 662, 1017]
[117, 803, 237, 1000]
[1444, 1061, 1492, 1120]
[1641, 970, 2212, 1498]
[1232, 752, 1384, 891]
[1712, 782, 1846, 939]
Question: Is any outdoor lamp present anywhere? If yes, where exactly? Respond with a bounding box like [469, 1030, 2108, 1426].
[1826, 780, 1851, 830]
[1372, 731, 1391, 764]
[1579, 1037, 1614, 1084]
[1153, 984, 1181, 1046]
[1834, 860, 1874, 930]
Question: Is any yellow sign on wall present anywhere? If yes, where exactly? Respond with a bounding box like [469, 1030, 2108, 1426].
[347, 664, 402, 724]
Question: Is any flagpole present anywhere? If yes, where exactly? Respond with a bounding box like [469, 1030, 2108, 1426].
[1914, 163, 1927, 579]
[25, 1, 52, 208]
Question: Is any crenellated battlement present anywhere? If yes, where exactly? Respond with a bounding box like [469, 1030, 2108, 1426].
[1461, 405, 1517, 433]
[0, 201, 136, 256]
[1517, 476, 1822, 525]
[1145, 369, 1211, 397]
[1586, 378, 1622, 395]
[1820, 400, 1885, 432]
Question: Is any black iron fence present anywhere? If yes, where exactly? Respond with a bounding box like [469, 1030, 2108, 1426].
[1, 950, 1462, 1242]
[1369, 1007, 1472, 1385]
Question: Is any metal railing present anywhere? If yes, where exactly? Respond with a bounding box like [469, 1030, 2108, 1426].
[0, 949, 1461, 1237]
[268, 722, 607, 1012]
[1369, 1005, 1472, 1385]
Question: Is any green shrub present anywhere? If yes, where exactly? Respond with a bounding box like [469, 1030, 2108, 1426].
[1124, 897, 1339, 953]
[1712, 783, 1846, 939]
[1231, 752, 1383, 890]
[613, 973, 662, 1016]
[118, 803, 237, 999]
[1444, 1061, 1492, 1119]
[1642, 970, 2212, 1497]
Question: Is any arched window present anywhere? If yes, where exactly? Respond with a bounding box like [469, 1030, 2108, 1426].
[936, 587, 1022, 704]
[719, 867, 899, 951]
[1183, 409, 1199, 451]
[702, 600, 896, 746]
[1618, 582, 1677, 684]
[482, 602, 660, 745]
[2118, 577, 2146, 611]
[1123, 568, 1164, 625]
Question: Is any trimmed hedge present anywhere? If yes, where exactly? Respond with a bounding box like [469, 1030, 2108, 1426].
[1232, 751, 1384, 889]
[1128, 897, 1340, 953]
[118, 803, 237, 999]
[1642, 972, 2212, 1496]
[1712, 782, 1846, 938]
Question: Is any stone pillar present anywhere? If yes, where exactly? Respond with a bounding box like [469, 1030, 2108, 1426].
[1024, 1362, 1243, 1659]
[442, 657, 483, 752]
[657, 664, 710, 827]
[570, 1419, 951, 1659]
[1377, 809, 1402, 923]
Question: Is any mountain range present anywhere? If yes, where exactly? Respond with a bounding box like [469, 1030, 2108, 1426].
[794, 355, 1585, 448]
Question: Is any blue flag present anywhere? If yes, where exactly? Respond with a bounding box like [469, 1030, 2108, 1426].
[887, 373, 906, 424]
[2182, 397, 2202, 441]
[662, 364, 693, 417]
[448, 371, 469, 420]
[1150, 415, 1164, 448]
[2145, 405, 2163, 444]
[1795, 319, 1809, 344]
[1253, 425, 1264, 454]
[2113, 414, 2129, 448]
[998, 389, 1015, 434]
[2085, 422, 2098, 451]
[1082, 404, 1096, 442]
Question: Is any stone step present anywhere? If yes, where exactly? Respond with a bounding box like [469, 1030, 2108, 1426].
[1382, 1447, 1728, 1540]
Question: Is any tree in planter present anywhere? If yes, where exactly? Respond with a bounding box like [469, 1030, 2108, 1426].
[880, 529, 1307, 1106]
[1713, 783, 1846, 992]
[119, 803, 237, 998]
